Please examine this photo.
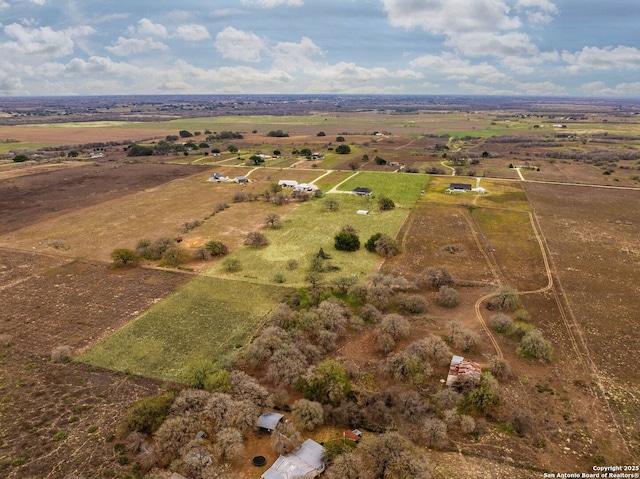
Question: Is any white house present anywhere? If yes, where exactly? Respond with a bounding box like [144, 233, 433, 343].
[278, 180, 298, 188]
[208, 173, 229, 182]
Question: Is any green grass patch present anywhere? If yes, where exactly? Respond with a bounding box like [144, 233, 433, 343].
[334, 171, 429, 207]
[207, 188, 420, 286]
[78, 277, 287, 381]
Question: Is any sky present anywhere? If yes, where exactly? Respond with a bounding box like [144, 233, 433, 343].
[1, 0, 640, 97]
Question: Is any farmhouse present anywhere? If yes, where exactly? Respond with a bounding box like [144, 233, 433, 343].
[353, 187, 372, 196]
[278, 179, 298, 188]
[262, 439, 326, 479]
[257, 412, 284, 433]
[446, 355, 482, 387]
[294, 183, 317, 192]
[208, 173, 229, 182]
[311, 152, 324, 159]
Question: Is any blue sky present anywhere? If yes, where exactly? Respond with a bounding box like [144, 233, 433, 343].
[1, 0, 639, 97]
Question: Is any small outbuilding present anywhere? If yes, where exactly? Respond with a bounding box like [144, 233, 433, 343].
[234, 176, 250, 183]
[257, 412, 284, 433]
[446, 355, 482, 387]
[356, 210, 369, 215]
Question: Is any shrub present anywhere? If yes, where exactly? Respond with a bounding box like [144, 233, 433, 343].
[335, 144, 351, 154]
[292, 399, 324, 431]
[374, 235, 400, 257]
[424, 266, 456, 288]
[110, 248, 140, 268]
[181, 219, 202, 233]
[159, 246, 190, 267]
[51, 345, 72, 363]
[136, 237, 174, 260]
[222, 258, 241, 273]
[122, 393, 175, 435]
[213, 202, 228, 213]
[334, 231, 360, 251]
[396, 294, 428, 314]
[517, 329, 553, 362]
[486, 286, 521, 310]
[205, 240, 228, 257]
[487, 313, 512, 332]
[377, 196, 395, 210]
[364, 233, 383, 252]
[377, 314, 410, 341]
[437, 285, 460, 307]
[13, 154, 28, 162]
[487, 356, 512, 379]
[244, 231, 269, 247]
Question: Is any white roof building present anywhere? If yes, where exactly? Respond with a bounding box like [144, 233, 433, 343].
[262, 439, 326, 479]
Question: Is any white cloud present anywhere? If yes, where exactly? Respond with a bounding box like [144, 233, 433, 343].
[1, 23, 94, 58]
[241, 0, 303, 7]
[410, 53, 510, 83]
[382, 0, 553, 60]
[0, 1, 9, 10]
[581, 81, 640, 97]
[105, 37, 169, 56]
[215, 26, 266, 62]
[61, 56, 141, 76]
[562, 46, 640, 73]
[135, 18, 168, 38]
[174, 24, 211, 42]
[213, 8, 246, 17]
[516, 0, 558, 24]
[271, 36, 324, 71]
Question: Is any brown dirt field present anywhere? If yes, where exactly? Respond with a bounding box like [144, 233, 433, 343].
[0, 249, 190, 355]
[0, 345, 164, 479]
[0, 162, 206, 235]
[382, 200, 494, 285]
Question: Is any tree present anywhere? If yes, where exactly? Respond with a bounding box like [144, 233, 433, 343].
[317, 131, 326, 137]
[377, 314, 410, 341]
[110, 248, 140, 268]
[227, 145, 238, 153]
[336, 136, 345, 142]
[222, 258, 241, 272]
[166, 135, 179, 141]
[160, 246, 190, 267]
[291, 399, 324, 431]
[422, 418, 449, 449]
[374, 235, 400, 257]
[323, 196, 340, 211]
[437, 285, 460, 307]
[215, 427, 245, 463]
[271, 420, 302, 455]
[335, 144, 351, 154]
[265, 213, 280, 228]
[334, 231, 360, 251]
[396, 294, 428, 314]
[463, 372, 500, 414]
[205, 240, 228, 257]
[13, 154, 28, 162]
[249, 154, 264, 165]
[486, 286, 521, 310]
[360, 432, 431, 479]
[378, 196, 395, 210]
[424, 266, 456, 288]
[179, 130, 193, 138]
[296, 360, 351, 405]
[127, 144, 154, 156]
[487, 313, 512, 332]
[517, 329, 553, 361]
[244, 231, 269, 247]
[374, 155, 387, 165]
[67, 150, 79, 158]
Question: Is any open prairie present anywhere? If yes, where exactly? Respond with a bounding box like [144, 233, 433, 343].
[1, 98, 639, 478]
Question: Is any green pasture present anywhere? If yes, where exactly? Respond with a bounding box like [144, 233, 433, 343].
[424, 177, 531, 211]
[334, 171, 429, 206]
[207, 172, 429, 286]
[78, 277, 285, 381]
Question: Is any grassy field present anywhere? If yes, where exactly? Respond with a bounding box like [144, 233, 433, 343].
[77, 277, 286, 380]
[209, 172, 430, 286]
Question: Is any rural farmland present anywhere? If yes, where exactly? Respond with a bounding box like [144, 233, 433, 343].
[0, 95, 638, 479]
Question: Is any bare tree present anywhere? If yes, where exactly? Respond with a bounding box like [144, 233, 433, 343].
[377, 314, 410, 341]
[215, 428, 245, 463]
[244, 231, 269, 247]
[422, 418, 449, 449]
[271, 420, 302, 455]
[424, 266, 456, 288]
[436, 285, 460, 307]
[291, 399, 324, 431]
[396, 293, 428, 314]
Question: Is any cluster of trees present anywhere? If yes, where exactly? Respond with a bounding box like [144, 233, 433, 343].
[267, 130, 289, 137]
[112, 261, 553, 478]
